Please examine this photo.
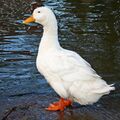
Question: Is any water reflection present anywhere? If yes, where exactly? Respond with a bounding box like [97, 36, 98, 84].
[57, 111, 92, 120]
[56, 98, 120, 120]
[57, 110, 97, 120]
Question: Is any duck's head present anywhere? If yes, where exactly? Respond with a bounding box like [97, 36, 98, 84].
[23, 7, 56, 26]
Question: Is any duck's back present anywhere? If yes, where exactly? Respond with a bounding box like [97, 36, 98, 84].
[37, 48, 115, 104]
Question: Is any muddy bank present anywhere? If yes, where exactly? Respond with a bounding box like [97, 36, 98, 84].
[0, 93, 120, 120]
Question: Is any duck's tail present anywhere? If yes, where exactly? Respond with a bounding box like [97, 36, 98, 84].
[109, 83, 115, 92]
[93, 84, 115, 95]
[113, 82, 120, 91]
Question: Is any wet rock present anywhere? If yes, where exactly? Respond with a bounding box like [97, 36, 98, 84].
[0, 94, 120, 120]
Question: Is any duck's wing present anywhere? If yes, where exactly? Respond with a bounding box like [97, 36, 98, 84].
[46, 49, 101, 82]
[45, 49, 115, 100]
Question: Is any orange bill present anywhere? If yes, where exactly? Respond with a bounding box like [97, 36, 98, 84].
[23, 16, 35, 24]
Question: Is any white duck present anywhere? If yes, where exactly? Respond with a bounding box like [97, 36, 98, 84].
[23, 6, 115, 111]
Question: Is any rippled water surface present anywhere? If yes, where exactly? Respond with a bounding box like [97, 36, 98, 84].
[0, 0, 120, 119]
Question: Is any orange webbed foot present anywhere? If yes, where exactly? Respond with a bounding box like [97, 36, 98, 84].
[46, 98, 72, 111]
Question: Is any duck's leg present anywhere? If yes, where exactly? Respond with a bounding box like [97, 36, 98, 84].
[46, 98, 72, 111]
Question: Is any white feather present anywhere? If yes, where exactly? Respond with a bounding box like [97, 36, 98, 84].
[33, 7, 115, 105]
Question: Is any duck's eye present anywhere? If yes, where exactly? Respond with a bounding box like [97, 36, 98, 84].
[38, 11, 41, 13]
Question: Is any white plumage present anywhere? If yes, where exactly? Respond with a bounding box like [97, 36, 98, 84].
[37, 48, 115, 105]
[24, 6, 115, 106]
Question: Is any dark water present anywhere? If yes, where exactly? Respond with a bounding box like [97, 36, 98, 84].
[0, 0, 120, 120]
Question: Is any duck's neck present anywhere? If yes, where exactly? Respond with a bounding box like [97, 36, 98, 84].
[38, 20, 60, 54]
